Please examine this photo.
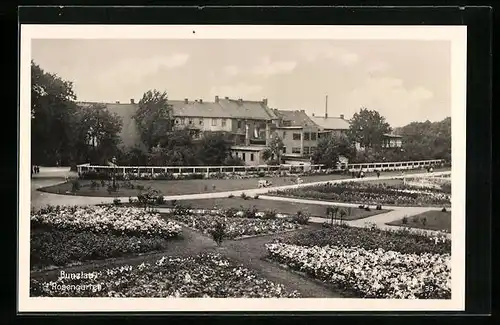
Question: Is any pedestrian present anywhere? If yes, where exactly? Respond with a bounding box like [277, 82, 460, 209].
[376, 170, 380, 178]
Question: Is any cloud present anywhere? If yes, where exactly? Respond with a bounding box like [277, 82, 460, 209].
[296, 43, 360, 66]
[344, 77, 435, 126]
[367, 61, 389, 73]
[250, 57, 297, 77]
[98, 53, 190, 82]
[209, 83, 263, 98]
[222, 57, 297, 78]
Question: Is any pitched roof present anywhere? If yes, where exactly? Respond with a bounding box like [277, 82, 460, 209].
[273, 109, 316, 127]
[170, 98, 277, 120]
[310, 116, 350, 130]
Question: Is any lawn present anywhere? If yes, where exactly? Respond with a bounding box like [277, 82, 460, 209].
[36, 167, 450, 198]
[156, 197, 390, 221]
[38, 173, 351, 197]
[386, 210, 451, 232]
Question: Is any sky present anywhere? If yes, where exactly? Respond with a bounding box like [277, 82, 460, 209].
[31, 39, 451, 127]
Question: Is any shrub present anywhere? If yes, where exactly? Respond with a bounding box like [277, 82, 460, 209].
[136, 185, 145, 191]
[113, 198, 121, 205]
[376, 205, 382, 210]
[228, 194, 234, 198]
[292, 211, 310, 225]
[242, 206, 258, 219]
[358, 205, 364, 209]
[172, 202, 191, 216]
[364, 207, 371, 211]
[258, 171, 266, 177]
[90, 180, 99, 191]
[253, 195, 259, 199]
[209, 218, 227, 246]
[421, 217, 427, 226]
[171, 199, 177, 207]
[263, 209, 277, 220]
[71, 180, 81, 193]
[441, 207, 447, 212]
[240, 192, 248, 200]
[223, 207, 239, 219]
[100, 180, 106, 187]
[402, 216, 408, 225]
[137, 187, 164, 207]
[129, 197, 135, 204]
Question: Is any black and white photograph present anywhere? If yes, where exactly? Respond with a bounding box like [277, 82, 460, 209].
[19, 24, 467, 312]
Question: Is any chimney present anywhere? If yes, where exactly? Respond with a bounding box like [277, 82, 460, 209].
[325, 95, 328, 118]
[184, 98, 188, 104]
[312, 113, 315, 117]
[199, 99, 203, 104]
[262, 98, 268, 105]
[225, 96, 229, 99]
[115, 101, 120, 104]
[340, 114, 344, 119]
[215, 95, 219, 103]
[300, 109, 305, 113]
[130, 99, 135, 104]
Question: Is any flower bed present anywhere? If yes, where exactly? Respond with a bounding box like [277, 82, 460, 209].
[266, 243, 450, 299]
[168, 213, 302, 240]
[31, 253, 300, 298]
[272, 181, 451, 207]
[31, 228, 175, 270]
[282, 226, 450, 255]
[31, 205, 182, 238]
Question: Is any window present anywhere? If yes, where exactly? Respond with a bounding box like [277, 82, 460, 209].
[242, 153, 246, 161]
[293, 133, 301, 140]
[282, 147, 287, 153]
[221, 119, 227, 127]
[304, 132, 310, 141]
[292, 147, 301, 154]
[237, 120, 242, 129]
[250, 153, 254, 161]
[180, 118, 185, 125]
[212, 118, 217, 126]
[282, 131, 286, 139]
[175, 119, 180, 124]
[188, 118, 193, 125]
[303, 147, 310, 155]
[311, 133, 317, 140]
[199, 119, 204, 125]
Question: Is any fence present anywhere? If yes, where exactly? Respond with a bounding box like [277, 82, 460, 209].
[347, 159, 445, 172]
[76, 163, 326, 177]
[77, 158, 446, 177]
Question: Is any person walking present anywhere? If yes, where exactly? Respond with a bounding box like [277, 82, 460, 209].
[376, 170, 380, 178]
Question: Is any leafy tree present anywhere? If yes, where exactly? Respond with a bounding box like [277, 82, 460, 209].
[118, 145, 148, 166]
[395, 117, 451, 162]
[311, 133, 356, 168]
[196, 132, 232, 165]
[31, 61, 78, 166]
[73, 103, 123, 164]
[262, 133, 284, 163]
[134, 90, 173, 149]
[162, 129, 199, 166]
[347, 108, 392, 149]
[223, 156, 246, 166]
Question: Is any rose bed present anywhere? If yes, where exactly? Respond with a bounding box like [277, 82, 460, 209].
[32, 205, 182, 238]
[168, 213, 301, 239]
[30, 253, 301, 298]
[272, 181, 451, 207]
[266, 243, 451, 299]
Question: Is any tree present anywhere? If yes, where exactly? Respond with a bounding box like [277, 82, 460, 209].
[262, 133, 284, 164]
[161, 129, 199, 166]
[196, 132, 232, 165]
[73, 103, 123, 164]
[134, 90, 173, 149]
[311, 133, 356, 168]
[31, 61, 78, 166]
[395, 117, 451, 162]
[347, 108, 392, 149]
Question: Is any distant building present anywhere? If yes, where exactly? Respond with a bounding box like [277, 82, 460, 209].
[309, 114, 350, 138]
[272, 109, 320, 163]
[229, 145, 268, 166]
[381, 133, 403, 148]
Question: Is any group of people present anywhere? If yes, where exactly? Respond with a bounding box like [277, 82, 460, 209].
[31, 165, 40, 176]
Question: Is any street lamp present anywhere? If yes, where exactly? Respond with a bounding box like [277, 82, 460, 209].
[111, 156, 117, 189]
